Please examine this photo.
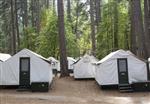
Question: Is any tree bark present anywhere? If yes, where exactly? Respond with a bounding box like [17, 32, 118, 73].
[53, 0, 56, 13]
[90, 0, 96, 56]
[24, 0, 28, 27]
[57, 0, 69, 77]
[113, 0, 119, 50]
[15, 0, 20, 51]
[10, 0, 16, 54]
[36, 0, 40, 33]
[67, 0, 71, 21]
[31, 0, 34, 27]
[95, 0, 101, 32]
[31, 0, 40, 33]
[46, 0, 49, 8]
[129, 0, 137, 54]
[130, 0, 146, 58]
[74, 0, 79, 38]
[144, 0, 150, 58]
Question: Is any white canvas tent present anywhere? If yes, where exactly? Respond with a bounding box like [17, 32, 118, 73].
[95, 50, 148, 86]
[47, 57, 60, 72]
[0, 53, 11, 62]
[0, 49, 53, 88]
[0, 53, 11, 66]
[0, 53, 11, 78]
[148, 58, 150, 62]
[73, 54, 98, 79]
[67, 57, 76, 70]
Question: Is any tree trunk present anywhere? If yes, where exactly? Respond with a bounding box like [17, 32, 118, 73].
[57, 0, 69, 77]
[36, 0, 40, 33]
[131, 0, 146, 58]
[15, 0, 20, 51]
[124, 23, 130, 50]
[144, 0, 150, 58]
[20, 0, 28, 29]
[10, 0, 16, 55]
[31, 0, 40, 33]
[31, 0, 34, 27]
[95, 0, 101, 32]
[53, 0, 56, 13]
[46, 0, 49, 8]
[67, 0, 71, 21]
[129, 0, 137, 54]
[74, 0, 79, 38]
[90, 0, 96, 56]
[24, 0, 28, 27]
[113, 0, 119, 50]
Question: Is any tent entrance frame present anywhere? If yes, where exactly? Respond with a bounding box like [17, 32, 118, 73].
[19, 57, 30, 88]
[117, 58, 129, 84]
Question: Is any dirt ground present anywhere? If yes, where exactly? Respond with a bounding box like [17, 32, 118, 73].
[1, 77, 150, 104]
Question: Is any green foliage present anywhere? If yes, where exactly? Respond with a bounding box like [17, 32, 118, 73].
[20, 27, 37, 51]
[0, 0, 144, 59]
[65, 21, 80, 57]
[77, 25, 91, 55]
[36, 9, 81, 58]
[37, 9, 59, 58]
[96, 0, 129, 59]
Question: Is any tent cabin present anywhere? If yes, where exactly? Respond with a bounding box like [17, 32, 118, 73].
[47, 57, 60, 74]
[0, 53, 11, 66]
[67, 57, 76, 73]
[95, 50, 149, 91]
[0, 53, 11, 77]
[73, 54, 98, 79]
[0, 49, 53, 92]
[0, 53, 11, 62]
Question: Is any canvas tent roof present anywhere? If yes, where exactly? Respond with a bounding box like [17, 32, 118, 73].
[73, 54, 98, 65]
[148, 58, 150, 62]
[47, 56, 60, 71]
[67, 57, 76, 62]
[96, 49, 144, 64]
[47, 57, 59, 63]
[0, 53, 11, 62]
[22, 49, 50, 63]
[82, 54, 98, 63]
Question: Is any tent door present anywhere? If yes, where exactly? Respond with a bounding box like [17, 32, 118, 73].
[20, 57, 30, 88]
[117, 58, 129, 84]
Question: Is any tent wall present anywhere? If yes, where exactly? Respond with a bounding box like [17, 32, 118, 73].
[52, 62, 60, 71]
[74, 62, 96, 78]
[127, 55, 147, 83]
[0, 49, 52, 86]
[0, 62, 2, 84]
[74, 55, 97, 79]
[48, 57, 60, 71]
[95, 60, 118, 85]
[68, 59, 75, 70]
[95, 54, 148, 86]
